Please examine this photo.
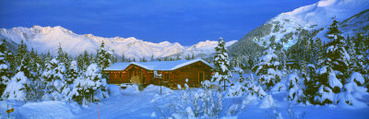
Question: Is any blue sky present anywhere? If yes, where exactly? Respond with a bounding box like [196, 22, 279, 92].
[0, 0, 319, 46]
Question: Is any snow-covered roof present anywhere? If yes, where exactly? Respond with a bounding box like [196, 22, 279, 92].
[104, 59, 213, 71]
[104, 62, 131, 71]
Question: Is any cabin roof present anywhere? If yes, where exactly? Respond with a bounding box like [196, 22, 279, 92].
[104, 59, 213, 71]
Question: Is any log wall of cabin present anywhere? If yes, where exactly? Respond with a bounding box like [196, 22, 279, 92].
[172, 61, 212, 87]
[106, 61, 213, 89]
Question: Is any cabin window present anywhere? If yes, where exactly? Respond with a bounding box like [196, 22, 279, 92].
[142, 73, 145, 84]
[164, 73, 169, 80]
[198, 72, 204, 82]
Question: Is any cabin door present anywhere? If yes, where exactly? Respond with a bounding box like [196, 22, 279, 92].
[198, 71, 204, 86]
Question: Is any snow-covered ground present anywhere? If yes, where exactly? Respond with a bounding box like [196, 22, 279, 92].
[1, 83, 368, 119]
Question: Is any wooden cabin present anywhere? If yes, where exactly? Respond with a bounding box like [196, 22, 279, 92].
[103, 59, 214, 89]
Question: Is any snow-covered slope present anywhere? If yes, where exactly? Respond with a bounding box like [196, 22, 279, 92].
[0, 26, 236, 59]
[229, 0, 369, 58]
[259, 0, 369, 47]
[285, 0, 369, 26]
[181, 40, 237, 58]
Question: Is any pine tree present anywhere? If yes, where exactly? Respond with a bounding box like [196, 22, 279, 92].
[325, 18, 350, 84]
[96, 42, 112, 70]
[339, 72, 368, 107]
[57, 43, 65, 63]
[67, 60, 79, 84]
[212, 37, 231, 91]
[122, 54, 126, 62]
[313, 38, 324, 64]
[352, 33, 368, 74]
[228, 66, 246, 97]
[1, 72, 31, 101]
[313, 19, 349, 105]
[0, 39, 11, 96]
[16, 40, 28, 65]
[2, 54, 33, 101]
[287, 72, 304, 103]
[42, 58, 68, 101]
[176, 55, 180, 61]
[70, 63, 108, 106]
[252, 47, 281, 91]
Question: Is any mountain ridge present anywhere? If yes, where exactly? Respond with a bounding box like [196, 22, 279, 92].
[229, 0, 369, 60]
[0, 25, 237, 60]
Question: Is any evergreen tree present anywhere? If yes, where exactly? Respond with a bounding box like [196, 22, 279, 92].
[313, 38, 324, 64]
[185, 54, 191, 60]
[0, 39, 11, 96]
[287, 71, 304, 103]
[42, 58, 69, 101]
[96, 42, 112, 70]
[77, 54, 84, 71]
[2, 55, 33, 101]
[339, 72, 368, 107]
[252, 47, 281, 91]
[57, 43, 65, 63]
[352, 33, 368, 74]
[176, 55, 180, 61]
[122, 54, 126, 62]
[67, 60, 79, 84]
[212, 37, 231, 91]
[312, 19, 349, 105]
[16, 40, 28, 65]
[69, 63, 108, 106]
[228, 66, 246, 97]
[1, 72, 31, 101]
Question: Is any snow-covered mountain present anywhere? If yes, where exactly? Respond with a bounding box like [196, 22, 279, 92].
[180, 40, 237, 58]
[229, 0, 369, 57]
[0, 25, 236, 59]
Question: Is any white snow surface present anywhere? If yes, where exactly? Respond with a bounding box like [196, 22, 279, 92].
[284, 0, 369, 26]
[0, 83, 368, 118]
[0, 26, 237, 59]
[328, 71, 343, 89]
[350, 72, 365, 85]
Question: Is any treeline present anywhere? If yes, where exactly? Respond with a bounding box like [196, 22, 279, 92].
[0, 41, 113, 106]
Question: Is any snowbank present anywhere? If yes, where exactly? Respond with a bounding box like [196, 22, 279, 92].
[15, 101, 74, 119]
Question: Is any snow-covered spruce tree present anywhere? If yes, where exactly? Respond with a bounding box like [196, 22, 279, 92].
[287, 71, 304, 103]
[0, 39, 11, 96]
[96, 42, 112, 70]
[325, 18, 350, 82]
[212, 37, 232, 91]
[42, 58, 69, 101]
[16, 40, 27, 65]
[57, 43, 66, 63]
[1, 72, 31, 101]
[228, 66, 246, 97]
[67, 60, 79, 84]
[338, 72, 368, 108]
[70, 63, 108, 106]
[2, 56, 33, 101]
[313, 19, 349, 105]
[352, 33, 368, 74]
[252, 47, 282, 91]
[301, 64, 318, 104]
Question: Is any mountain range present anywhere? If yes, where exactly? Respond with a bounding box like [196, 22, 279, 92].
[0, 25, 236, 59]
[1, 0, 368, 60]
